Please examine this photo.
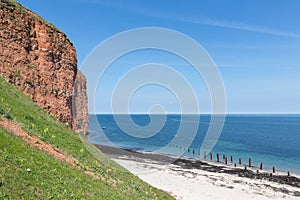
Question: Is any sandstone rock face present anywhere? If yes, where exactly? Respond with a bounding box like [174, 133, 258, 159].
[73, 71, 89, 131]
[0, 1, 88, 131]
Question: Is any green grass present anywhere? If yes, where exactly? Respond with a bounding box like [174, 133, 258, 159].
[0, 77, 173, 199]
[0, 127, 123, 199]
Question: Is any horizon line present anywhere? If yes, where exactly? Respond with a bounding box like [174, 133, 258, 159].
[88, 112, 300, 115]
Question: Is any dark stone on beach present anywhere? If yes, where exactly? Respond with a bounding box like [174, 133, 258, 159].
[95, 144, 300, 190]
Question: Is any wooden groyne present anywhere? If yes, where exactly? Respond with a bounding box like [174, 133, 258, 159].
[169, 144, 295, 179]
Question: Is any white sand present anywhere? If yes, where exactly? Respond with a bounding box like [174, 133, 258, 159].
[113, 157, 300, 200]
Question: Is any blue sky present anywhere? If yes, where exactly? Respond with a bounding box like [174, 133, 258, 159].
[18, 0, 300, 114]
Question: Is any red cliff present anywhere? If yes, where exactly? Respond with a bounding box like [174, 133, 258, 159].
[0, 1, 88, 131]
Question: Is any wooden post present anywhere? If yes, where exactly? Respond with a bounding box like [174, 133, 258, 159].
[239, 158, 242, 165]
[234, 163, 237, 167]
[244, 166, 247, 170]
[210, 152, 212, 160]
[249, 158, 252, 167]
[198, 150, 200, 156]
[230, 156, 233, 163]
[273, 166, 276, 173]
[217, 153, 220, 162]
[204, 151, 207, 159]
[192, 149, 195, 155]
[225, 156, 228, 165]
[223, 154, 225, 160]
[260, 163, 263, 170]
[288, 171, 290, 177]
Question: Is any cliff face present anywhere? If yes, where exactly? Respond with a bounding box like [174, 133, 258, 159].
[73, 71, 88, 131]
[0, 1, 88, 131]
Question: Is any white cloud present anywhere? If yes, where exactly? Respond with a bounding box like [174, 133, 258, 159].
[181, 17, 300, 38]
[89, 0, 300, 38]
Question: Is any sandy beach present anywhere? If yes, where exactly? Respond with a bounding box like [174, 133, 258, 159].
[97, 145, 300, 200]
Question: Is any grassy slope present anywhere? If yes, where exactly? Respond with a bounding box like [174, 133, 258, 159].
[0, 77, 173, 199]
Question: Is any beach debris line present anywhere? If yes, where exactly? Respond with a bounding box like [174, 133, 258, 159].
[99, 144, 300, 197]
[169, 157, 300, 189]
[167, 143, 295, 181]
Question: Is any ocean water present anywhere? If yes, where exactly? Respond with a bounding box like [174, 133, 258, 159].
[88, 114, 300, 174]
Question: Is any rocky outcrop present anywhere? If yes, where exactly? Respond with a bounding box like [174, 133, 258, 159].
[73, 71, 88, 131]
[0, 1, 88, 131]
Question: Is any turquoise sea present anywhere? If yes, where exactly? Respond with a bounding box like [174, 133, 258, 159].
[88, 114, 300, 174]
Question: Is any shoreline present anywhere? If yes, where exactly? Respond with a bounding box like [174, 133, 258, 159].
[95, 144, 300, 199]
